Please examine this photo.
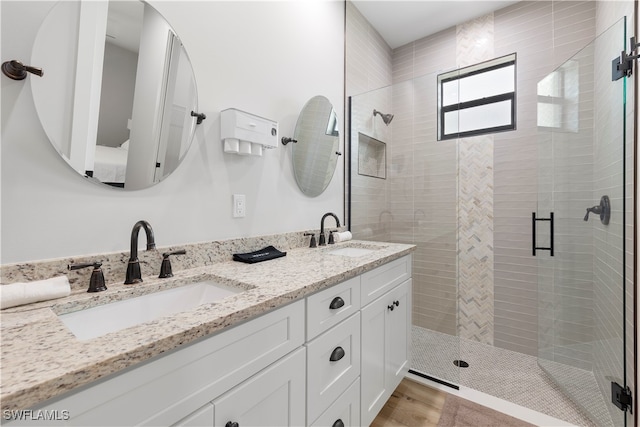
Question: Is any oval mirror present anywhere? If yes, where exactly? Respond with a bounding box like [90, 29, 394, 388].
[291, 96, 340, 197]
[30, 0, 199, 190]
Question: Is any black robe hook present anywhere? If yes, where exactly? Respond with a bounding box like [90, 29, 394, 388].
[191, 111, 206, 125]
[2, 60, 43, 80]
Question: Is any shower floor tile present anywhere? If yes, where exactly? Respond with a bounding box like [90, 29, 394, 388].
[411, 326, 609, 427]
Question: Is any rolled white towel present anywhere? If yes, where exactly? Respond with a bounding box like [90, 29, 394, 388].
[334, 231, 353, 243]
[1, 276, 71, 309]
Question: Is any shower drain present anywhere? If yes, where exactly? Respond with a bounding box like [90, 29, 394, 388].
[453, 360, 469, 368]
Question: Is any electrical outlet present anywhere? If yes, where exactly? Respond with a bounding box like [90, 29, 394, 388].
[233, 194, 246, 218]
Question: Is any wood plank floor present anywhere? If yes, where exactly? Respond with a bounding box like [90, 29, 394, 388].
[371, 378, 447, 427]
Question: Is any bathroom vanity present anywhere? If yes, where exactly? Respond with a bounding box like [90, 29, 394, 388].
[1, 241, 413, 426]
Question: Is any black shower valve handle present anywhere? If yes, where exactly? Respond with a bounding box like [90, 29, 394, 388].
[583, 195, 610, 225]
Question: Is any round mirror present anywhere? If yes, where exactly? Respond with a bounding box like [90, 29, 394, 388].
[30, 0, 199, 190]
[292, 96, 340, 197]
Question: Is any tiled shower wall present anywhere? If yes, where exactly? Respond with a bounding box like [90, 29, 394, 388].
[348, 0, 607, 355]
[347, 2, 634, 423]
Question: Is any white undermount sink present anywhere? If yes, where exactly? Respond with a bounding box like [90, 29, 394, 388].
[59, 281, 241, 341]
[328, 244, 385, 258]
[328, 247, 376, 257]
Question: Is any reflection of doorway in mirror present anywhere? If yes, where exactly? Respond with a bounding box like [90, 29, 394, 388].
[31, 1, 110, 176]
[154, 33, 197, 183]
[96, 1, 141, 151]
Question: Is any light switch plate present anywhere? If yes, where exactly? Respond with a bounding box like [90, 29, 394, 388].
[233, 194, 246, 218]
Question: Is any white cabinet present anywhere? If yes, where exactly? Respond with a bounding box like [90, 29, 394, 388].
[360, 278, 411, 427]
[213, 348, 306, 427]
[14, 254, 412, 427]
[20, 301, 304, 427]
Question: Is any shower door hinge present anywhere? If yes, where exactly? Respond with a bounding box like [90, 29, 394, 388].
[611, 382, 633, 413]
[612, 36, 640, 81]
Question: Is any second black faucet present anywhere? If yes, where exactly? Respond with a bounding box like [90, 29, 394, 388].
[319, 212, 341, 246]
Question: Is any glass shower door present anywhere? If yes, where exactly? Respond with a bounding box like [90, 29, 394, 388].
[536, 18, 630, 427]
[349, 72, 461, 388]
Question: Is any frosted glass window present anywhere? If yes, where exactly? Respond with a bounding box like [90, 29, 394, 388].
[438, 53, 516, 140]
[442, 65, 515, 106]
[444, 100, 513, 133]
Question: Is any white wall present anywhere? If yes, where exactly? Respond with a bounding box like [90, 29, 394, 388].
[1, 0, 345, 264]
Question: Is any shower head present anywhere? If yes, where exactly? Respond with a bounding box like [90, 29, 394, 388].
[373, 109, 394, 126]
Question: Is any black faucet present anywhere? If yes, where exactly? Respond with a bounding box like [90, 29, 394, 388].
[125, 220, 156, 284]
[319, 212, 341, 246]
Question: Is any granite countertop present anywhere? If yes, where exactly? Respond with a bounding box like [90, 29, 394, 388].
[0, 240, 414, 412]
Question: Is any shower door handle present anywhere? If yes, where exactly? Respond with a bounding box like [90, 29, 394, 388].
[532, 212, 554, 256]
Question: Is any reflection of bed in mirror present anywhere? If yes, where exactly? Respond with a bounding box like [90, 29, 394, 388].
[92, 141, 128, 187]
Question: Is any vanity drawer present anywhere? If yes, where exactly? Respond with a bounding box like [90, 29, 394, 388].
[309, 378, 360, 427]
[306, 275, 360, 340]
[361, 254, 411, 307]
[306, 312, 360, 423]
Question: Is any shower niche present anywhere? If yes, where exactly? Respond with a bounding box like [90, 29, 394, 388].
[357, 133, 386, 179]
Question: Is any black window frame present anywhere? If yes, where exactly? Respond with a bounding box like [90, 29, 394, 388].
[438, 53, 517, 141]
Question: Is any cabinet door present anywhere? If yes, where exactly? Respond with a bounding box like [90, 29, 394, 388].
[213, 348, 305, 427]
[360, 292, 389, 427]
[360, 279, 412, 427]
[386, 279, 411, 391]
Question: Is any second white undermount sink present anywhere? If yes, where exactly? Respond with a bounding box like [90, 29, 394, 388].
[328, 247, 377, 257]
[59, 281, 241, 341]
[327, 243, 388, 257]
